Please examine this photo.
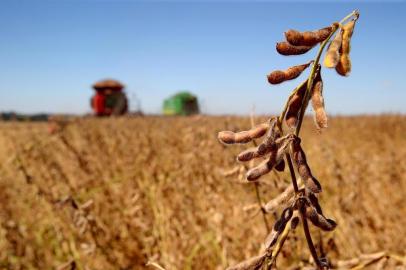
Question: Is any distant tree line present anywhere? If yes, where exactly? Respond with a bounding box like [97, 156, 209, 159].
[0, 112, 49, 121]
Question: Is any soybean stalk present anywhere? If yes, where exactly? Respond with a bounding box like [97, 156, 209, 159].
[278, 10, 359, 269]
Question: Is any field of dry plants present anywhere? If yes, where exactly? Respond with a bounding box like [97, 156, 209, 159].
[0, 115, 405, 270]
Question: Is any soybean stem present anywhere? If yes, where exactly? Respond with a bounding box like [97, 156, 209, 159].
[339, 10, 359, 25]
[271, 10, 358, 269]
[281, 10, 358, 269]
[285, 154, 299, 193]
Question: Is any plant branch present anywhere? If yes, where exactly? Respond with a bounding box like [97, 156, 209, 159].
[339, 9, 359, 25]
[285, 154, 299, 193]
[277, 10, 358, 269]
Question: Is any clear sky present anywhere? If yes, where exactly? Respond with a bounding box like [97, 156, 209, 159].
[0, 0, 405, 115]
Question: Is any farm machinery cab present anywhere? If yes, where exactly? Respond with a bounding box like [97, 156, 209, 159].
[91, 79, 128, 116]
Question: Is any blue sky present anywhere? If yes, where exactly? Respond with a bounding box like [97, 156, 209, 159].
[0, 0, 405, 115]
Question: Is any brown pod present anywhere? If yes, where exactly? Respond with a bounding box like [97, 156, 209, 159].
[285, 81, 307, 129]
[276, 42, 313, 56]
[238, 120, 280, 162]
[291, 216, 300, 229]
[273, 207, 293, 232]
[267, 61, 312, 85]
[234, 131, 253, 144]
[257, 138, 277, 156]
[336, 20, 356, 76]
[335, 53, 351, 76]
[226, 253, 266, 270]
[246, 156, 274, 181]
[257, 118, 280, 155]
[246, 134, 293, 181]
[305, 205, 337, 231]
[341, 20, 356, 54]
[308, 192, 323, 214]
[274, 134, 295, 165]
[265, 208, 293, 248]
[284, 29, 303, 46]
[247, 123, 269, 139]
[218, 131, 237, 144]
[275, 159, 285, 172]
[237, 147, 260, 162]
[218, 123, 268, 145]
[291, 137, 322, 193]
[267, 70, 285, 85]
[324, 30, 343, 68]
[285, 24, 336, 46]
[314, 109, 328, 130]
[311, 71, 328, 129]
[257, 141, 278, 156]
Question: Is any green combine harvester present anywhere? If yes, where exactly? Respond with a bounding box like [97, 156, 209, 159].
[163, 92, 199, 116]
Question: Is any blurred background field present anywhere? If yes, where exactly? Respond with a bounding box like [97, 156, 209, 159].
[0, 115, 404, 269]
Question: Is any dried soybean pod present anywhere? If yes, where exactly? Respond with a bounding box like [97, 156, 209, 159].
[273, 207, 293, 232]
[247, 122, 269, 139]
[267, 70, 285, 85]
[335, 53, 351, 76]
[217, 131, 236, 144]
[246, 159, 272, 181]
[308, 192, 323, 214]
[265, 208, 293, 247]
[267, 61, 312, 85]
[291, 136, 322, 193]
[324, 30, 343, 68]
[305, 204, 337, 231]
[250, 135, 294, 178]
[311, 70, 328, 129]
[336, 20, 356, 76]
[226, 253, 266, 270]
[245, 135, 292, 180]
[284, 29, 303, 46]
[341, 20, 356, 54]
[291, 217, 300, 229]
[237, 143, 278, 162]
[264, 185, 295, 213]
[234, 131, 253, 144]
[237, 147, 259, 162]
[275, 135, 294, 163]
[276, 42, 313, 56]
[275, 159, 285, 172]
[218, 122, 269, 145]
[257, 118, 280, 156]
[285, 24, 337, 46]
[237, 123, 282, 163]
[256, 141, 274, 157]
[285, 81, 307, 129]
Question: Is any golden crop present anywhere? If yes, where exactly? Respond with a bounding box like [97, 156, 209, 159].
[0, 115, 405, 269]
